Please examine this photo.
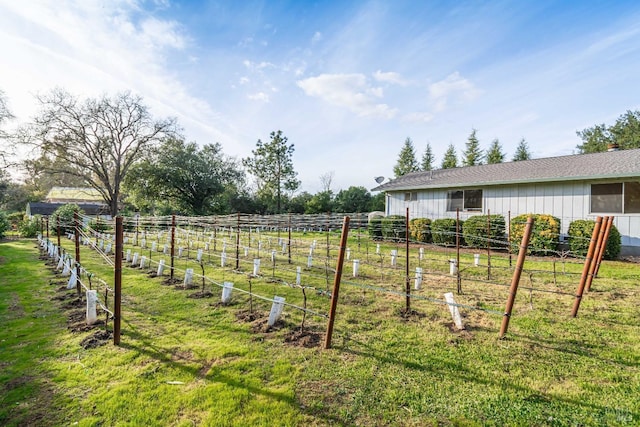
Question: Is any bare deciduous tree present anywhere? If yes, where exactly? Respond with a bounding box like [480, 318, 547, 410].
[24, 89, 177, 216]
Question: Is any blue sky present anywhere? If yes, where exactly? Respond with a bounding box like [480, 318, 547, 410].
[1, 0, 639, 193]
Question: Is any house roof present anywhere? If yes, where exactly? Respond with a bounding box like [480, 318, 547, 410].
[373, 148, 640, 192]
[27, 202, 108, 217]
[45, 187, 104, 202]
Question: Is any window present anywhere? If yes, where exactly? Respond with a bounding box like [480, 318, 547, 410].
[404, 192, 417, 202]
[447, 189, 482, 211]
[591, 182, 640, 213]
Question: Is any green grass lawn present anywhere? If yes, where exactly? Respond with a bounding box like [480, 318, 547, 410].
[1, 236, 639, 426]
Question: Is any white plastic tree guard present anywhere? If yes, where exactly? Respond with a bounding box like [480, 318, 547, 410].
[474, 254, 480, 266]
[125, 249, 131, 262]
[307, 255, 313, 268]
[449, 259, 458, 275]
[391, 250, 398, 267]
[67, 269, 77, 289]
[281, 242, 287, 254]
[56, 255, 64, 270]
[309, 246, 314, 256]
[86, 290, 98, 325]
[139, 255, 147, 269]
[419, 247, 424, 260]
[178, 247, 184, 257]
[346, 248, 351, 260]
[184, 268, 194, 286]
[268, 296, 286, 326]
[62, 259, 71, 276]
[151, 242, 157, 252]
[221, 251, 227, 267]
[376, 244, 380, 254]
[196, 249, 203, 262]
[296, 266, 302, 285]
[132, 252, 140, 266]
[204, 242, 209, 251]
[244, 247, 249, 257]
[141, 238, 146, 248]
[353, 259, 360, 277]
[124, 237, 129, 244]
[271, 250, 276, 263]
[414, 267, 423, 290]
[221, 281, 233, 304]
[105, 243, 112, 255]
[253, 258, 261, 276]
[444, 292, 464, 330]
[163, 244, 168, 254]
[157, 259, 165, 276]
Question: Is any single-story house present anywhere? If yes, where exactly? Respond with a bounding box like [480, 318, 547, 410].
[372, 148, 640, 255]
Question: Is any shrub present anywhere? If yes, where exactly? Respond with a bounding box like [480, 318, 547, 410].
[568, 219, 621, 260]
[381, 215, 406, 241]
[409, 218, 432, 243]
[7, 212, 23, 229]
[432, 218, 463, 246]
[49, 204, 84, 236]
[0, 211, 9, 239]
[509, 214, 560, 255]
[462, 214, 506, 249]
[18, 216, 42, 238]
[87, 218, 112, 233]
[368, 216, 383, 240]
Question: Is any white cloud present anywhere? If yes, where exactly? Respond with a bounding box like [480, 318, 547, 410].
[373, 70, 407, 85]
[140, 17, 187, 49]
[243, 60, 275, 71]
[239, 77, 250, 85]
[403, 112, 434, 123]
[312, 31, 322, 43]
[297, 73, 397, 119]
[428, 72, 482, 112]
[247, 92, 270, 102]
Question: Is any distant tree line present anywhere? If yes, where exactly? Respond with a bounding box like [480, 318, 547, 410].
[0, 89, 384, 216]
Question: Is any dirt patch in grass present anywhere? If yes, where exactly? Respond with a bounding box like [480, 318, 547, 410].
[7, 292, 25, 319]
[284, 329, 322, 348]
[235, 309, 264, 323]
[251, 318, 285, 333]
[80, 330, 112, 349]
[62, 298, 84, 310]
[161, 277, 182, 286]
[397, 307, 426, 321]
[187, 290, 213, 298]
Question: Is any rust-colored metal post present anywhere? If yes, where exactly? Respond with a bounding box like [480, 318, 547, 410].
[288, 213, 292, 264]
[456, 209, 461, 294]
[487, 210, 491, 280]
[324, 216, 351, 350]
[571, 216, 602, 317]
[585, 216, 608, 293]
[57, 215, 61, 258]
[405, 207, 410, 313]
[236, 212, 241, 270]
[114, 216, 123, 345]
[39, 216, 44, 239]
[45, 216, 49, 241]
[74, 210, 81, 297]
[170, 214, 176, 282]
[593, 216, 614, 280]
[499, 216, 534, 338]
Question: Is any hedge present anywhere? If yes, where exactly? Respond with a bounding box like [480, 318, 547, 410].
[462, 214, 506, 249]
[381, 215, 406, 241]
[568, 219, 621, 260]
[368, 216, 383, 240]
[509, 214, 560, 255]
[409, 218, 432, 243]
[432, 218, 463, 246]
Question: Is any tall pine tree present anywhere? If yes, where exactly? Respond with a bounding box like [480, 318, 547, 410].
[512, 138, 532, 161]
[462, 129, 483, 166]
[393, 137, 420, 177]
[441, 144, 458, 169]
[421, 143, 434, 171]
[486, 138, 506, 164]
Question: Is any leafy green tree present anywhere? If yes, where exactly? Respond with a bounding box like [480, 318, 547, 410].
[305, 190, 333, 214]
[50, 203, 83, 236]
[369, 192, 385, 211]
[512, 138, 532, 161]
[441, 144, 458, 169]
[124, 138, 244, 215]
[486, 138, 506, 164]
[462, 129, 483, 166]
[577, 110, 640, 153]
[243, 130, 300, 214]
[393, 137, 420, 177]
[421, 143, 434, 171]
[23, 89, 176, 216]
[288, 192, 313, 214]
[0, 211, 9, 238]
[334, 186, 372, 212]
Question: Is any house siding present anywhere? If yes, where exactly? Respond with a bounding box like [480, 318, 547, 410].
[385, 180, 640, 254]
